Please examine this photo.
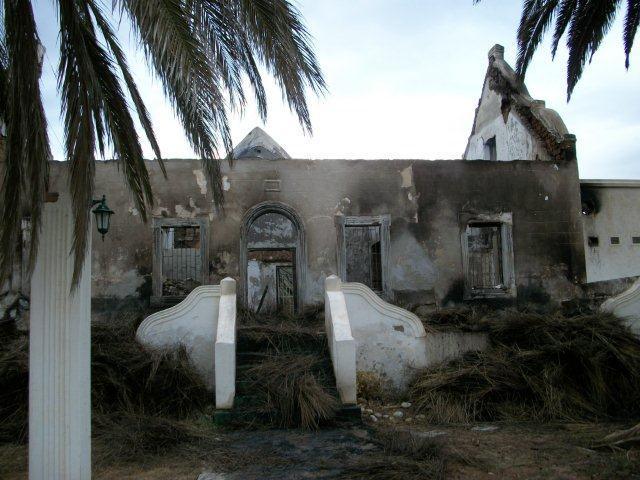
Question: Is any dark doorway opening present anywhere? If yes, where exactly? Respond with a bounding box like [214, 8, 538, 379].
[247, 249, 297, 315]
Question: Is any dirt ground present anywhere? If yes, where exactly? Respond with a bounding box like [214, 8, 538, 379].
[1, 420, 638, 479]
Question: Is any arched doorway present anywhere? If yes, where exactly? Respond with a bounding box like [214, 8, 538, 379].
[240, 202, 306, 314]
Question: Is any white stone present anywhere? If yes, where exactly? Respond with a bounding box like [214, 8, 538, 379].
[137, 285, 222, 390]
[324, 276, 357, 405]
[393, 410, 404, 419]
[339, 280, 487, 390]
[215, 278, 237, 409]
[471, 425, 499, 432]
[137, 277, 238, 410]
[374, 412, 382, 418]
[416, 414, 426, 420]
[369, 415, 378, 422]
[198, 473, 227, 480]
[601, 278, 640, 335]
[401, 402, 412, 408]
[416, 430, 447, 438]
[29, 192, 92, 479]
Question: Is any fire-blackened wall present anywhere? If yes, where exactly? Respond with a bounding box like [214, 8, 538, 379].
[48, 155, 585, 309]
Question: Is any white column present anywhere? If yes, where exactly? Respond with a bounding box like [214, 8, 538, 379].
[324, 275, 357, 405]
[215, 277, 237, 409]
[29, 193, 91, 480]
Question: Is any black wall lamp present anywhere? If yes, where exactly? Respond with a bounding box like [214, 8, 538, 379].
[91, 195, 114, 240]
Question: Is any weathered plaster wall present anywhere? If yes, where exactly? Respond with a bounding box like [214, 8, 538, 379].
[48, 156, 585, 308]
[581, 181, 640, 282]
[412, 159, 585, 306]
[464, 81, 552, 162]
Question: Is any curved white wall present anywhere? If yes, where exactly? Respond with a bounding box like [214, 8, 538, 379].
[137, 284, 221, 391]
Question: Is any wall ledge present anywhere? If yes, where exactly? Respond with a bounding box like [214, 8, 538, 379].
[601, 278, 640, 314]
[137, 284, 221, 340]
[342, 282, 426, 338]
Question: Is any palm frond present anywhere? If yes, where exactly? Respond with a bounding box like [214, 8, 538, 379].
[121, 0, 231, 206]
[0, 0, 50, 284]
[516, 0, 559, 76]
[551, 0, 578, 58]
[234, 0, 326, 133]
[0, 21, 8, 122]
[624, 0, 640, 68]
[1, 0, 325, 289]
[565, 0, 620, 99]
[58, 0, 153, 285]
[88, 1, 166, 177]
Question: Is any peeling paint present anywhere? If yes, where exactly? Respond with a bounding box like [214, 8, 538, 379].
[193, 169, 207, 195]
[334, 197, 351, 215]
[152, 206, 170, 217]
[400, 166, 413, 188]
[128, 207, 139, 216]
[222, 175, 231, 191]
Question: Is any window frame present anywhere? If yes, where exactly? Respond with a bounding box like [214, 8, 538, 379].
[335, 214, 391, 299]
[460, 212, 516, 300]
[152, 217, 208, 300]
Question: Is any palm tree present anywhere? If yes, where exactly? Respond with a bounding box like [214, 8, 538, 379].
[0, 0, 325, 286]
[475, 0, 639, 99]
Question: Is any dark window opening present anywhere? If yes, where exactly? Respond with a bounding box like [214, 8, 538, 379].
[172, 226, 200, 249]
[161, 226, 202, 296]
[345, 224, 383, 291]
[610, 236, 620, 245]
[588, 236, 599, 247]
[467, 222, 503, 291]
[370, 241, 382, 291]
[633, 236, 640, 245]
[483, 136, 497, 161]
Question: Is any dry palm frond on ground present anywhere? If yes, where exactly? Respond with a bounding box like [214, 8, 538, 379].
[234, 308, 339, 429]
[411, 311, 640, 423]
[0, 314, 210, 446]
[342, 428, 446, 480]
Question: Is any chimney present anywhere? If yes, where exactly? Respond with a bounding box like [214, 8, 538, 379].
[488, 44, 505, 63]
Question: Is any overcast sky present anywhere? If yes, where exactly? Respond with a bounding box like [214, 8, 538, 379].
[34, 0, 640, 179]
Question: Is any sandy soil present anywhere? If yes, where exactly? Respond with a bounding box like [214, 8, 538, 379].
[1, 420, 638, 479]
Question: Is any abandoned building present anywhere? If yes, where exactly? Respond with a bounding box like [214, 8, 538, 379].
[1, 44, 638, 319]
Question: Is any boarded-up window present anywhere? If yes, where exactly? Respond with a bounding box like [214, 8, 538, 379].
[345, 225, 382, 291]
[466, 223, 503, 291]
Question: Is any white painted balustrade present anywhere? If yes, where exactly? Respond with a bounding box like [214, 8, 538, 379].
[324, 275, 357, 404]
[325, 276, 488, 392]
[136, 277, 237, 409]
[215, 278, 237, 409]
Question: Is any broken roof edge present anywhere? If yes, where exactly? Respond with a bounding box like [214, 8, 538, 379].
[464, 44, 576, 163]
[230, 126, 291, 160]
[580, 179, 640, 188]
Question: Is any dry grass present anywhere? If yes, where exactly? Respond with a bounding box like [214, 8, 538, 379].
[0, 325, 28, 443]
[411, 311, 640, 423]
[0, 313, 212, 448]
[235, 308, 340, 429]
[357, 370, 386, 402]
[91, 320, 210, 419]
[342, 428, 446, 480]
[418, 306, 493, 332]
[237, 306, 325, 354]
[239, 353, 338, 429]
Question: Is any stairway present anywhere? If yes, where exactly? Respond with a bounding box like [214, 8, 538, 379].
[226, 309, 352, 428]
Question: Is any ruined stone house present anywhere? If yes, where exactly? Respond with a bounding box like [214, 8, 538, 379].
[1, 44, 638, 319]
